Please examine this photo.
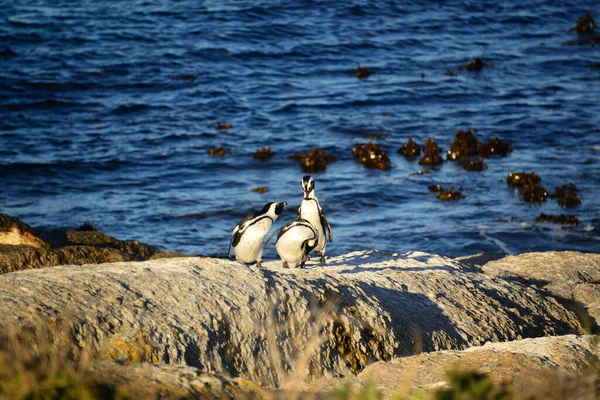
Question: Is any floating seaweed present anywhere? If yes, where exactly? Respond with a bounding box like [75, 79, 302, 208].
[521, 185, 548, 203]
[437, 189, 464, 201]
[207, 147, 226, 156]
[447, 129, 480, 161]
[463, 158, 487, 171]
[397, 137, 421, 160]
[77, 222, 98, 232]
[418, 138, 444, 166]
[352, 142, 390, 170]
[253, 146, 274, 161]
[356, 65, 372, 79]
[251, 187, 269, 194]
[572, 14, 597, 34]
[458, 57, 493, 72]
[550, 184, 581, 207]
[478, 137, 512, 158]
[536, 213, 579, 226]
[507, 172, 541, 187]
[444, 69, 457, 77]
[291, 148, 337, 173]
[428, 184, 444, 192]
[215, 122, 231, 131]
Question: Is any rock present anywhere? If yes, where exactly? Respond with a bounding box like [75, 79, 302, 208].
[482, 251, 600, 329]
[316, 335, 600, 399]
[0, 215, 181, 274]
[0, 250, 584, 387]
[92, 362, 263, 399]
[0, 214, 49, 249]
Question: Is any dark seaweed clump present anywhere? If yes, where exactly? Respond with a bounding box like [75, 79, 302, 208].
[290, 148, 337, 173]
[447, 129, 480, 161]
[428, 184, 443, 192]
[507, 172, 541, 187]
[478, 137, 512, 158]
[251, 187, 269, 194]
[437, 188, 464, 201]
[77, 222, 98, 232]
[536, 213, 579, 226]
[214, 122, 231, 131]
[419, 138, 444, 166]
[463, 158, 487, 171]
[397, 137, 421, 160]
[572, 14, 597, 34]
[521, 185, 548, 203]
[458, 57, 493, 72]
[356, 65, 372, 79]
[207, 147, 226, 156]
[253, 146, 274, 161]
[352, 143, 390, 170]
[550, 184, 581, 208]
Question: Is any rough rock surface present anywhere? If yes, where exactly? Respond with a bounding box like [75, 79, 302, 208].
[482, 251, 600, 328]
[0, 214, 181, 274]
[0, 250, 584, 387]
[313, 335, 600, 399]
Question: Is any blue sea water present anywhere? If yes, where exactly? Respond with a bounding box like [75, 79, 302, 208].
[1, 0, 599, 258]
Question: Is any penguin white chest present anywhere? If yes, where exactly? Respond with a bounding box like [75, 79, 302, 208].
[234, 218, 272, 263]
[299, 200, 325, 251]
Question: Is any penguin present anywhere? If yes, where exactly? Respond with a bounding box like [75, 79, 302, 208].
[297, 175, 332, 262]
[266, 219, 318, 268]
[228, 202, 287, 267]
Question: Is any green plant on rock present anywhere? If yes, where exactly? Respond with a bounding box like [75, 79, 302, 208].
[433, 369, 509, 400]
[330, 382, 383, 400]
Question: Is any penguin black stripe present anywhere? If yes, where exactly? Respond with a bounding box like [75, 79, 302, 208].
[231, 215, 273, 248]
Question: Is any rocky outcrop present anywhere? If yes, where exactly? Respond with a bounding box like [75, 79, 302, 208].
[482, 251, 600, 328]
[309, 334, 600, 399]
[0, 250, 584, 387]
[0, 214, 182, 274]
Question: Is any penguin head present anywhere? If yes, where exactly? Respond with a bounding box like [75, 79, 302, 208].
[275, 202, 287, 216]
[301, 175, 315, 199]
[262, 202, 287, 218]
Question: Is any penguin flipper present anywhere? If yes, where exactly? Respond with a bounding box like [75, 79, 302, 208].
[264, 225, 284, 246]
[320, 212, 333, 242]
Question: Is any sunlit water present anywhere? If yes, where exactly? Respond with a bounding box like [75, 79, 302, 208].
[1, 0, 599, 258]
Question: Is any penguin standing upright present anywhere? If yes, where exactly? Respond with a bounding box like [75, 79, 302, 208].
[297, 175, 332, 262]
[266, 219, 318, 268]
[228, 202, 287, 267]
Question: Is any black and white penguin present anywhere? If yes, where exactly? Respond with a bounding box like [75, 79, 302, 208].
[266, 218, 318, 268]
[297, 175, 332, 262]
[228, 202, 287, 267]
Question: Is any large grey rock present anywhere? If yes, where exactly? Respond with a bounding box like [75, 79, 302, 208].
[482, 251, 600, 328]
[0, 250, 584, 387]
[307, 334, 600, 399]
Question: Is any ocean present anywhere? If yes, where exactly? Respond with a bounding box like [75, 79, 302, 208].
[1, 0, 599, 258]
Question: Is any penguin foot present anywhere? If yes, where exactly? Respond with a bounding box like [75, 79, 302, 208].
[319, 255, 326, 263]
[256, 260, 262, 268]
[299, 261, 306, 269]
[306, 254, 312, 261]
[283, 261, 289, 269]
